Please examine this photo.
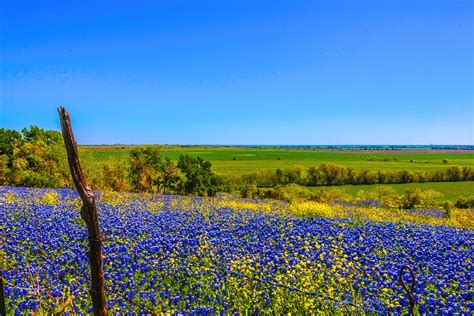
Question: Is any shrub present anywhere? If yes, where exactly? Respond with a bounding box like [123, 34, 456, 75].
[271, 184, 314, 202]
[312, 187, 347, 203]
[454, 196, 474, 209]
[239, 183, 257, 198]
[401, 189, 442, 209]
[442, 201, 454, 218]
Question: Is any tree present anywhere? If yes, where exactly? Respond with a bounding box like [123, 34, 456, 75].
[177, 155, 220, 196]
[102, 161, 128, 192]
[461, 167, 474, 181]
[0, 128, 22, 158]
[446, 166, 463, 182]
[128, 147, 164, 192]
[8, 135, 67, 188]
[306, 167, 319, 186]
[21, 125, 62, 145]
[356, 169, 376, 184]
[159, 157, 185, 194]
[318, 164, 348, 185]
[398, 170, 413, 183]
[0, 155, 9, 185]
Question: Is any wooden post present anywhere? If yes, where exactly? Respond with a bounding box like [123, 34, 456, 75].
[0, 277, 6, 316]
[58, 107, 106, 315]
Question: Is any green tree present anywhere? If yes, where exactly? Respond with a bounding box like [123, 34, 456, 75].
[0, 155, 8, 185]
[177, 155, 220, 196]
[461, 167, 474, 181]
[356, 169, 377, 184]
[317, 164, 348, 185]
[306, 167, 319, 186]
[8, 136, 67, 187]
[102, 161, 129, 192]
[0, 128, 22, 158]
[128, 147, 164, 192]
[446, 166, 463, 182]
[21, 125, 62, 145]
[159, 157, 185, 194]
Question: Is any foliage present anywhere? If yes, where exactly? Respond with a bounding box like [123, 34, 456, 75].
[239, 182, 257, 198]
[1, 126, 68, 188]
[1, 127, 473, 203]
[128, 146, 164, 192]
[455, 196, 474, 209]
[0, 128, 22, 158]
[177, 155, 220, 196]
[400, 189, 443, 209]
[224, 164, 474, 191]
[270, 184, 314, 202]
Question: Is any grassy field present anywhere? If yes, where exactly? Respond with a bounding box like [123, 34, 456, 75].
[81, 145, 474, 175]
[309, 181, 474, 201]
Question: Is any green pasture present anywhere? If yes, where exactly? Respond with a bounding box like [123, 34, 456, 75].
[81, 146, 474, 175]
[309, 181, 474, 201]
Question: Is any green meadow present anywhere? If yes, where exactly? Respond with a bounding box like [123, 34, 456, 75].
[81, 145, 474, 175]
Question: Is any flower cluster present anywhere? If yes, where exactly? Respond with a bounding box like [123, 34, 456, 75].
[1, 187, 473, 314]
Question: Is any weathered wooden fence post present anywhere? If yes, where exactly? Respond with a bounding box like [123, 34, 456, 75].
[0, 277, 6, 316]
[58, 107, 107, 315]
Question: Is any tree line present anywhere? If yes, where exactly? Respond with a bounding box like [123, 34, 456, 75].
[222, 163, 473, 190]
[1, 126, 473, 197]
[0, 127, 220, 196]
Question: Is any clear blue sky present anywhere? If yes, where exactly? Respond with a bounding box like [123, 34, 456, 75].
[1, 0, 472, 145]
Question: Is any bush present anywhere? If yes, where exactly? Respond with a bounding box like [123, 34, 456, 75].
[312, 187, 347, 203]
[454, 196, 474, 209]
[401, 189, 442, 209]
[271, 184, 314, 202]
[442, 201, 454, 218]
[239, 183, 257, 198]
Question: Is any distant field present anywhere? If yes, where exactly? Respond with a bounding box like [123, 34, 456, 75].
[309, 181, 474, 201]
[80, 145, 474, 175]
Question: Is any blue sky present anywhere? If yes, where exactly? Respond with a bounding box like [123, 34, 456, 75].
[1, 0, 472, 145]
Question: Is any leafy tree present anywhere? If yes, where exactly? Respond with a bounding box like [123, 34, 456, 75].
[356, 169, 376, 184]
[346, 168, 357, 185]
[0, 155, 8, 185]
[317, 164, 348, 185]
[128, 147, 164, 192]
[306, 167, 319, 186]
[0, 128, 22, 158]
[240, 183, 257, 198]
[159, 157, 185, 194]
[461, 167, 474, 181]
[398, 170, 414, 183]
[8, 136, 67, 187]
[102, 161, 128, 192]
[446, 166, 463, 182]
[21, 125, 62, 145]
[401, 188, 442, 209]
[177, 155, 220, 196]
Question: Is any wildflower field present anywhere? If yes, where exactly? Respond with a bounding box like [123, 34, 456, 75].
[1, 186, 473, 315]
